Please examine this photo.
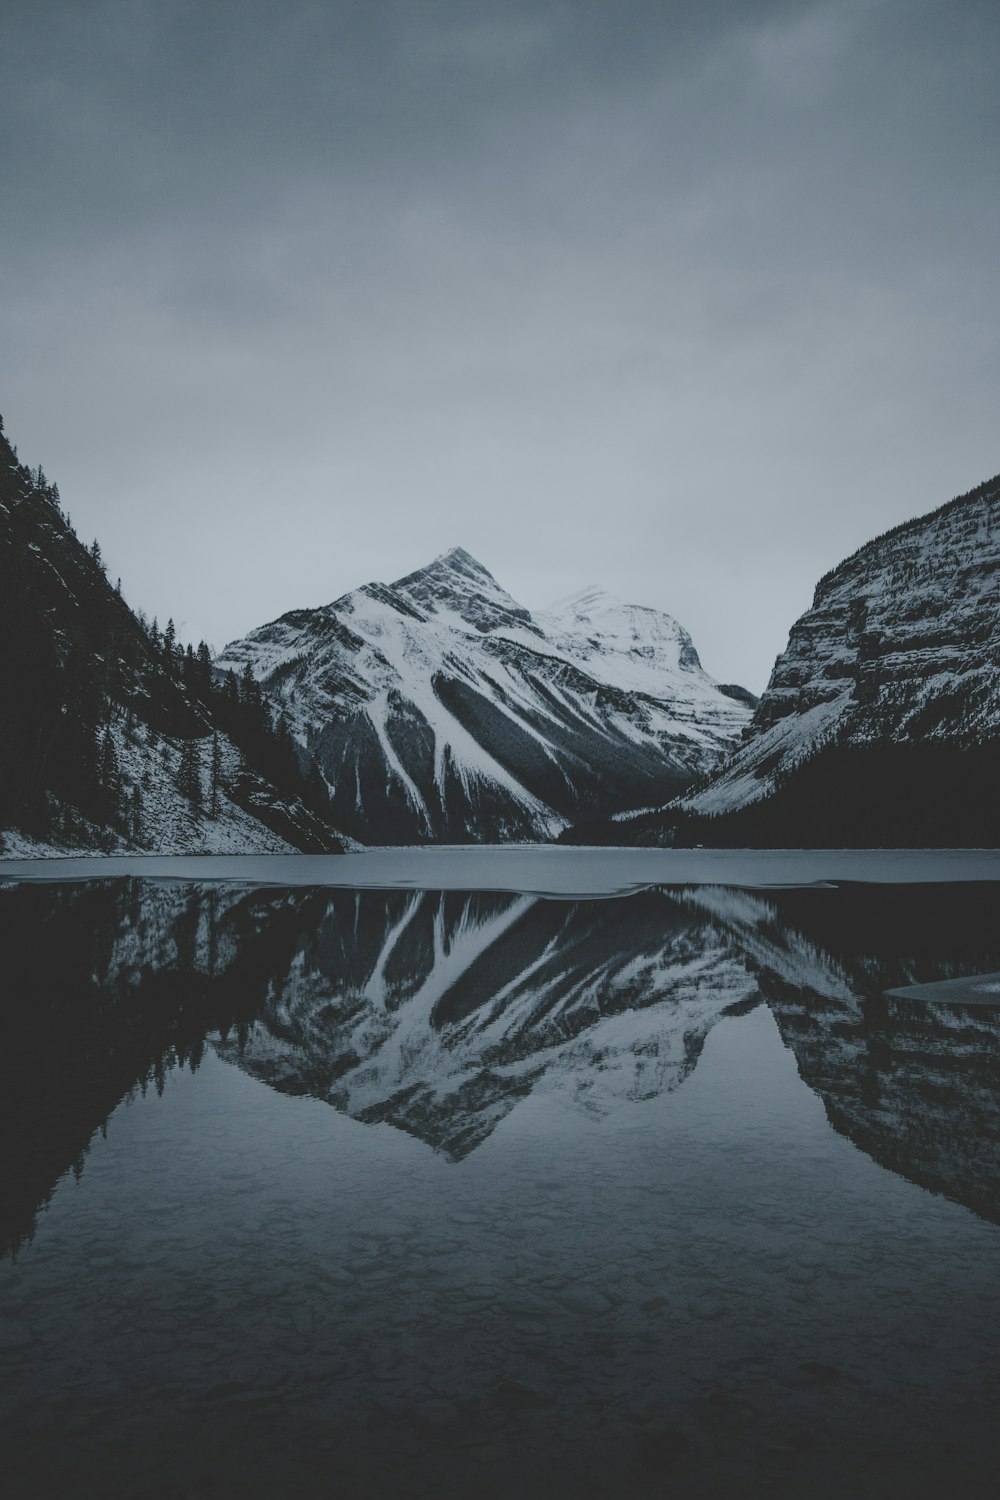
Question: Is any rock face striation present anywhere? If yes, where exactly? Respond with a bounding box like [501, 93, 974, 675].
[610, 473, 999, 846]
[216, 548, 751, 844]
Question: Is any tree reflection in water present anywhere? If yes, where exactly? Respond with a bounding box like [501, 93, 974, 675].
[2, 877, 999, 1260]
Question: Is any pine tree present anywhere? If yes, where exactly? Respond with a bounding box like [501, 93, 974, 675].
[163, 618, 178, 675]
[99, 728, 121, 823]
[240, 659, 258, 704]
[196, 640, 213, 698]
[177, 738, 202, 811]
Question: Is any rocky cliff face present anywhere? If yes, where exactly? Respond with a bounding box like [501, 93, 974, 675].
[683, 474, 999, 821]
[216, 549, 751, 844]
[574, 473, 1000, 847]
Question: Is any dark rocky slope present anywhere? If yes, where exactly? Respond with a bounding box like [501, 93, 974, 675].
[571, 474, 1000, 846]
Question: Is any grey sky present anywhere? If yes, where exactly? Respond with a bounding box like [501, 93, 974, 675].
[2, 0, 997, 692]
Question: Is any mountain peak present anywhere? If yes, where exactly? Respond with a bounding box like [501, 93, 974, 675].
[392, 548, 542, 636]
[394, 546, 499, 594]
[436, 545, 489, 572]
[537, 585, 704, 676]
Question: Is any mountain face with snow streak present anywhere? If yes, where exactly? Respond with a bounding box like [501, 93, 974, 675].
[215, 548, 752, 844]
[610, 474, 999, 848]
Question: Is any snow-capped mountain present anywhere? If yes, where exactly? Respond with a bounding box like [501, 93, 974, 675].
[609, 472, 1000, 846]
[702, 472, 999, 800]
[216, 548, 752, 844]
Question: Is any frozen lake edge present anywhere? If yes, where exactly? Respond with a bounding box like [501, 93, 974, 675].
[2, 845, 999, 895]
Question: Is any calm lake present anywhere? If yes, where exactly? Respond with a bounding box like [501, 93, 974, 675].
[2, 850, 999, 1498]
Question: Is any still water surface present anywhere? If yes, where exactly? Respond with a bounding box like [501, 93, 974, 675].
[2, 863, 999, 1497]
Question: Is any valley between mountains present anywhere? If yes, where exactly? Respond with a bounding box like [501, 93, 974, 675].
[1, 407, 997, 854]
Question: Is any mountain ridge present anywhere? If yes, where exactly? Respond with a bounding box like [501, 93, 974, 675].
[216, 547, 753, 844]
[568, 472, 1000, 847]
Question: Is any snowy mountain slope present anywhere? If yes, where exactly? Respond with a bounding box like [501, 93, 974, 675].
[680, 474, 1000, 824]
[571, 472, 1000, 847]
[216, 548, 752, 844]
[539, 585, 711, 696]
[0, 717, 332, 858]
[0, 416, 342, 855]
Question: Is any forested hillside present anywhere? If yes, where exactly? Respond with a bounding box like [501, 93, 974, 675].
[0, 416, 341, 853]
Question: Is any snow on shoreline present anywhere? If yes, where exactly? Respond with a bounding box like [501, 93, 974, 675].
[1, 845, 998, 895]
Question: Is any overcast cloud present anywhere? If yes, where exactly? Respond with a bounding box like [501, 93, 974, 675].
[2, 0, 998, 690]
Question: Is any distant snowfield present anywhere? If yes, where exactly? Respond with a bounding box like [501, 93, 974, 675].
[2, 845, 998, 894]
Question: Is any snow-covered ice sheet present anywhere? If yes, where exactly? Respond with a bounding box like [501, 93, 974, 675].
[2, 845, 998, 894]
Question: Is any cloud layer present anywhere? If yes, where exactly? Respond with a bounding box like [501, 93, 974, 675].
[4, 0, 998, 689]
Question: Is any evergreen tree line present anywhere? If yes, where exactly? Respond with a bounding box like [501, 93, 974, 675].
[812, 473, 999, 600]
[0, 416, 331, 847]
[138, 612, 329, 820]
[561, 742, 1000, 849]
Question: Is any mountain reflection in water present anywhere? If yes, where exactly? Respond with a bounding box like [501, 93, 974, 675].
[2, 877, 998, 1260]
